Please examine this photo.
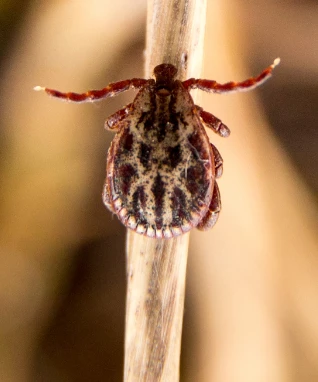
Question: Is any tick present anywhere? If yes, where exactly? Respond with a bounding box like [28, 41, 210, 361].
[35, 58, 280, 238]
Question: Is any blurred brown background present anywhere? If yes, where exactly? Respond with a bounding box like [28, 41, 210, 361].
[0, 1, 317, 381]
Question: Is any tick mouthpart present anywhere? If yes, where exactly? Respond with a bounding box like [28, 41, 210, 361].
[153, 63, 178, 89]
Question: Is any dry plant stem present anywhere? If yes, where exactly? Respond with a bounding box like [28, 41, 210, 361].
[124, 0, 207, 381]
[125, 235, 190, 381]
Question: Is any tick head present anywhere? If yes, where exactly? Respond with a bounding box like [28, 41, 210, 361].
[153, 64, 178, 93]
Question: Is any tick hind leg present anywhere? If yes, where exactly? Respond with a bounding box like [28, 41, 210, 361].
[211, 143, 223, 178]
[102, 141, 117, 214]
[196, 105, 231, 138]
[102, 175, 115, 213]
[197, 182, 221, 231]
[104, 103, 132, 131]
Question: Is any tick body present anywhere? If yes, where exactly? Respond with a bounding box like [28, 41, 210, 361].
[36, 58, 280, 238]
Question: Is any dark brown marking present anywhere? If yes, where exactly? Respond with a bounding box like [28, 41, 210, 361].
[121, 132, 134, 151]
[187, 132, 209, 162]
[143, 115, 154, 133]
[157, 121, 167, 143]
[171, 187, 190, 227]
[185, 165, 200, 195]
[132, 186, 148, 226]
[185, 163, 209, 201]
[152, 174, 165, 229]
[117, 164, 136, 195]
[138, 186, 147, 208]
[138, 143, 152, 168]
[168, 144, 181, 168]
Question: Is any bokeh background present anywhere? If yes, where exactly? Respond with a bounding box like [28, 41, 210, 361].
[0, 1, 317, 381]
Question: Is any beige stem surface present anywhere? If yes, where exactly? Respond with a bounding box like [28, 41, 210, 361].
[124, 0, 207, 381]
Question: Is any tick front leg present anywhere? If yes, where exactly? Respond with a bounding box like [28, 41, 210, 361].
[196, 105, 231, 137]
[34, 78, 149, 103]
[197, 182, 221, 231]
[104, 103, 132, 131]
[211, 143, 223, 178]
[183, 58, 280, 94]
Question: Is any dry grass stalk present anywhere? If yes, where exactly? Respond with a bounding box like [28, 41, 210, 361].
[124, 0, 207, 380]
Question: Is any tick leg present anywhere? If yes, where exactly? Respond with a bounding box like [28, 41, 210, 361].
[102, 142, 116, 213]
[182, 58, 280, 94]
[197, 181, 221, 231]
[211, 143, 223, 178]
[34, 78, 149, 103]
[104, 103, 132, 131]
[102, 177, 115, 213]
[196, 105, 230, 137]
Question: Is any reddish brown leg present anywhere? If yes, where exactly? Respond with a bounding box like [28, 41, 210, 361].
[104, 103, 132, 131]
[102, 177, 114, 213]
[197, 182, 221, 231]
[34, 78, 149, 103]
[196, 105, 231, 137]
[102, 141, 116, 213]
[183, 58, 280, 94]
[211, 143, 223, 178]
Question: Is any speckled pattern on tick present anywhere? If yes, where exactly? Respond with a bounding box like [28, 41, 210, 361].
[35, 58, 280, 238]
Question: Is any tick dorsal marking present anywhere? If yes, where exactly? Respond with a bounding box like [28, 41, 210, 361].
[36, 59, 280, 238]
